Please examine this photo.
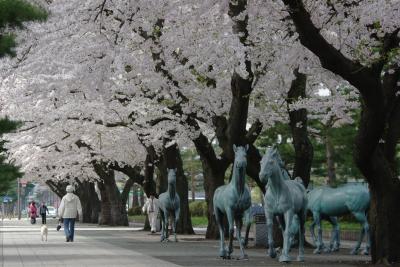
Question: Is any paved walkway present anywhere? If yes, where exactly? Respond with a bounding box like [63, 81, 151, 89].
[1, 218, 371, 267]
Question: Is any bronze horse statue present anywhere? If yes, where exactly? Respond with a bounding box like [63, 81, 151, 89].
[213, 145, 251, 260]
[159, 168, 180, 242]
[308, 184, 370, 255]
[260, 146, 307, 262]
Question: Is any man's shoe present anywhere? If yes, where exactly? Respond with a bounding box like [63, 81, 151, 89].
[151, 231, 155, 234]
[66, 238, 70, 242]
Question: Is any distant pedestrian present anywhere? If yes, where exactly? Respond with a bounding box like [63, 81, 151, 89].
[58, 185, 82, 242]
[39, 202, 49, 224]
[142, 194, 160, 233]
[29, 201, 37, 224]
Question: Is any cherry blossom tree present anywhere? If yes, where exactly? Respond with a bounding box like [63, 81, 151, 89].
[280, 0, 400, 263]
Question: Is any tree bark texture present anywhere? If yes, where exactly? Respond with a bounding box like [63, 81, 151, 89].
[282, 0, 400, 262]
[75, 180, 100, 223]
[286, 69, 313, 188]
[191, 132, 228, 239]
[93, 162, 129, 226]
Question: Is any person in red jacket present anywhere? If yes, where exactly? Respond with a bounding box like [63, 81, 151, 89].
[29, 201, 37, 224]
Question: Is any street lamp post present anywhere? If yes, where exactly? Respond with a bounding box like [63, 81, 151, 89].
[17, 178, 21, 220]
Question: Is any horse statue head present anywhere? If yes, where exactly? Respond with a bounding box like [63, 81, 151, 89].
[259, 146, 284, 185]
[233, 144, 248, 174]
[167, 168, 177, 186]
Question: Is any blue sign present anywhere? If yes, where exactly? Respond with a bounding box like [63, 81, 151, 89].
[2, 196, 13, 203]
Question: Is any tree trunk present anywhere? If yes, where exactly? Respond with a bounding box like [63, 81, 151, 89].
[143, 149, 157, 197]
[203, 163, 226, 239]
[369, 180, 400, 264]
[94, 162, 128, 226]
[162, 138, 194, 234]
[286, 69, 313, 188]
[75, 181, 100, 223]
[191, 175, 195, 201]
[191, 131, 229, 239]
[280, 1, 400, 262]
[156, 165, 168, 195]
[355, 106, 400, 264]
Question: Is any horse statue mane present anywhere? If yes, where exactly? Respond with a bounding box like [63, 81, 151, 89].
[260, 146, 307, 263]
[261, 146, 291, 184]
[213, 144, 251, 260]
[158, 168, 180, 242]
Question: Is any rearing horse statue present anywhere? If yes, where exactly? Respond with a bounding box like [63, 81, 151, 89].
[260, 146, 307, 262]
[213, 145, 251, 260]
[159, 168, 180, 242]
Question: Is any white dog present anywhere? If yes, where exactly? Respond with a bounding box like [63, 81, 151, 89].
[40, 225, 48, 241]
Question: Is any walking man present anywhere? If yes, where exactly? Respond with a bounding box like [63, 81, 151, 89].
[39, 202, 49, 224]
[142, 194, 160, 233]
[58, 185, 82, 242]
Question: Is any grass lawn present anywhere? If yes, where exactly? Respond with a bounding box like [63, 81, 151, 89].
[129, 215, 146, 223]
[305, 220, 361, 231]
[128, 215, 361, 231]
[191, 216, 208, 227]
[128, 215, 208, 227]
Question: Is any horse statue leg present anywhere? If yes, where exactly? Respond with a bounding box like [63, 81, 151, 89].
[279, 210, 293, 262]
[312, 212, 324, 254]
[243, 208, 251, 248]
[297, 209, 306, 262]
[164, 210, 170, 242]
[363, 220, 370, 255]
[309, 218, 317, 247]
[265, 211, 277, 258]
[327, 216, 340, 252]
[159, 209, 166, 242]
[226, 209, 235, 259]
[173, 206, 180, 242]
[351, 212, 369, 255]
[235, 216, 248, 260]
[214, 208, 228, 259]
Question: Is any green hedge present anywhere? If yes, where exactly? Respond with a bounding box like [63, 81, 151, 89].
[189, 201, 207, 217]
[128, 206, 142, 216]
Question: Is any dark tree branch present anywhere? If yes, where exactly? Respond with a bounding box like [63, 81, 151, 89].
[121, 177, 134, 206]
[282, 0, 378, 96]
[246, 119, 263, 144]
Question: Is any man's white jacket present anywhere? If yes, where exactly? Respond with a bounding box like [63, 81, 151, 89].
[58, 193, 83, 219]
[142, 198, 160, 214]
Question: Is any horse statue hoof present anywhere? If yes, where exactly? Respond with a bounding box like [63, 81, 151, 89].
[237, 254, 249, 261]
[297, 255, 304, 262]
[279, 254, 291, 262]
[219, 249, 228, 259]
[331, 247, 340, 252]
[268, 248, 277, 258]
[350, 248, 359, 255]
[323, 247, 331, 253]
[313, 248, 322, 254]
